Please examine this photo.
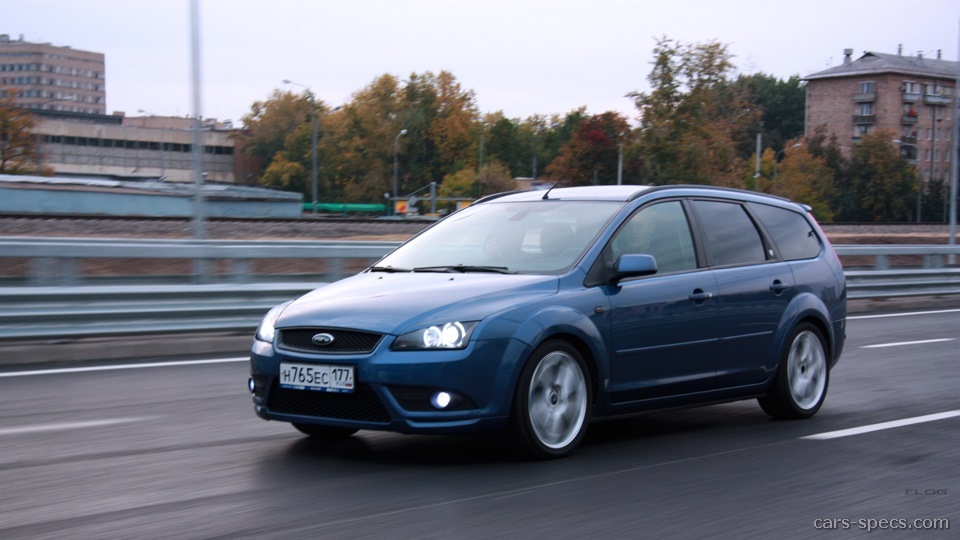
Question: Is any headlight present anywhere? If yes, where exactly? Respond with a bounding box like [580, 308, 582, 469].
[255, 302, 289, 343]
[393, 321, 478, 350]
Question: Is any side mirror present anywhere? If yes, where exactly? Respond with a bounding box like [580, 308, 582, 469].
[608, 254, 658, 284]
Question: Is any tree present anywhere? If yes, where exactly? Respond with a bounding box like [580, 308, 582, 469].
[476, 161, 517, 196]
[775, 143, 837, 221]
[260, 153, 306, 192]
[0, 92, 41, 175]
[735, 74, 806, 158]
[545, 112, 631, 185]
[484, 116, 525, 176]
[236, 89, 315, 179]
[842, 130, 917, 222]
[630, 37, 759, 186]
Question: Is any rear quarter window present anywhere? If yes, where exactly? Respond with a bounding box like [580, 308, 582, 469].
[749, 203, 822, 261]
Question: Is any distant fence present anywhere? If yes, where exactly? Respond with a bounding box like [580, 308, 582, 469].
[1, 238, 958, 340]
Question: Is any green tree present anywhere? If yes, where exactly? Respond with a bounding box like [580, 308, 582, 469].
[0, 92, 42, 175]
[842, 130, 916, 222]
[484, 116, 525, 176]
[735, 74, 806, 158]
[631, 37, 758, 186]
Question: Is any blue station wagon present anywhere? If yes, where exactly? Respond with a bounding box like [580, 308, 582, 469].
[249, 185, 847, 458]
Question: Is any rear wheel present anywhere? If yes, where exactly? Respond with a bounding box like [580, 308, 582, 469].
[759, 323, 829, 419]
[512, 340, 591, 458]
[292, 423, 358, 440]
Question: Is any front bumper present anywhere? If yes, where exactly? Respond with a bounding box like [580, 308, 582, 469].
[249, 336, 529, 434]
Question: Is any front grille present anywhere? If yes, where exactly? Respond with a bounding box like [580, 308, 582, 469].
[266, 380, 391, 423]
[278, 328, 384, 354]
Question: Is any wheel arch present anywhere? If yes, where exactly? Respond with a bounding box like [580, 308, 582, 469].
[775, 292, 835, 367]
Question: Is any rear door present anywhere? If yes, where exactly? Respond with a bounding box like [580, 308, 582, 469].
[688, 199, 795, 388]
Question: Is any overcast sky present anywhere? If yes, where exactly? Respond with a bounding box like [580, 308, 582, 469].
[4, 0, 959, 126]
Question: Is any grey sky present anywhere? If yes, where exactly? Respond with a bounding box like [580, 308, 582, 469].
[4, 0, 959, 126]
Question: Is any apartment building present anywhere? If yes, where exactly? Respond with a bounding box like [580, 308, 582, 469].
[0, 34, 105, 114]
[804, 48, 957, 184]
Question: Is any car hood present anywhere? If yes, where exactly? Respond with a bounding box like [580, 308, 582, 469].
[276, 272, 559, 334]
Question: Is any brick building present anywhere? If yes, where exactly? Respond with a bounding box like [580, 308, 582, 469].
[804, 48, 957, 185]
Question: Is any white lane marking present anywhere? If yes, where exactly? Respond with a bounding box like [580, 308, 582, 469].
[861, 338, 955, 349]
[0, 417, 151, 436]
[849, 308, 960, 320]
[802, 410, 960, 440]
[0, 357, 248, 378]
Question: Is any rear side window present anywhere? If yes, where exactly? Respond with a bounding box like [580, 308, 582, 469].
[750, 203, 822, 261]
[692, 200, 766, 267]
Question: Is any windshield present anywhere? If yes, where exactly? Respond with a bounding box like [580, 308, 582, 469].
[373, 200, 623, 274]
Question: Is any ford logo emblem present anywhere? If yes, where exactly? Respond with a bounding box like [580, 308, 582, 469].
[311, 333, 335, 346]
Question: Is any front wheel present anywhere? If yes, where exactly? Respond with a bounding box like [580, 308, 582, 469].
[511, 340, 591, 459]
[759, 323, 829, 419]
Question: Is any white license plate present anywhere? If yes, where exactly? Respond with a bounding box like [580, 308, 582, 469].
[279, 362, 355, 393]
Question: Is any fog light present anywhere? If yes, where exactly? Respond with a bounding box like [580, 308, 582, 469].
[248, 378, 256, 393]
[430, 391, 453, 409]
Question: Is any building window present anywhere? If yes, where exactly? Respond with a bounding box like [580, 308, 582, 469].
[935, 148, 941, 162]
[855, 125, 871, 137]
[858, 102, 873, 115]
[859, 81, 875, 93]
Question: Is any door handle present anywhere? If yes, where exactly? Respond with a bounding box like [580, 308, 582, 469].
[688, 290, 713, 302]
[769, 280, 789, 294]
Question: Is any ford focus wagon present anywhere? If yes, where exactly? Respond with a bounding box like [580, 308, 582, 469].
[249, 185, 846, 458]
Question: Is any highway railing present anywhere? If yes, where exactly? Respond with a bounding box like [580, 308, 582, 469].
[1, 238, 958, 340]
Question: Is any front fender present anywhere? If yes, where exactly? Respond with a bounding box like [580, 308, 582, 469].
[497, 303, 611, 402]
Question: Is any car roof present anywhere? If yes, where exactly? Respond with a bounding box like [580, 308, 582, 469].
[480, 185, 655, 203]
[479, 184, 799, 207]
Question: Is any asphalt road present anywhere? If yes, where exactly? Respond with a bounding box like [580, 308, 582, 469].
[1, 308, 957, 539]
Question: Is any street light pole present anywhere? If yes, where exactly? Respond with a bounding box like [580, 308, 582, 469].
[393, 129, 407, 216]
[283, 79, 319, 214]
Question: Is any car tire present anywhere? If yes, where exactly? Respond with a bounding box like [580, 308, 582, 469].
[759, 322, 829, 419]
[511, 340, 591, 459]
[292, 423, 358, 440]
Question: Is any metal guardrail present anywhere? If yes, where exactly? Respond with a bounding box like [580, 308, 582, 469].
[1, 238, 958, 341]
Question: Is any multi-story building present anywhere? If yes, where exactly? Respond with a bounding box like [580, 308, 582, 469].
[804, 47, 956, 185]
[33, 110, 242, 184]
[0, 34, 105, 114]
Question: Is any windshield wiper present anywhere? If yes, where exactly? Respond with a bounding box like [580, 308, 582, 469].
[413, 265, 513, 274]
[369, 266, 412, 273]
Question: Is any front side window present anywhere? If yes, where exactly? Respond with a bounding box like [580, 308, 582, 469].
[608, 201, 697, 274]
[692, 200, 766, 267]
